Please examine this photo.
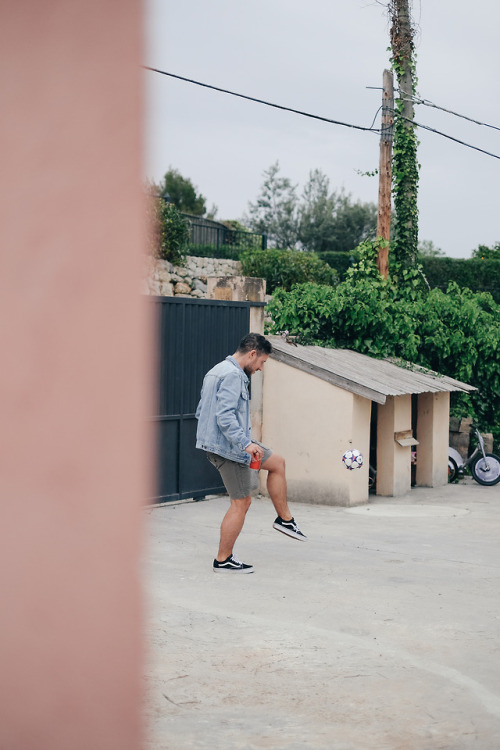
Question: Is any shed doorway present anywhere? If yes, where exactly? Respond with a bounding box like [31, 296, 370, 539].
[369, 402, 378, 494]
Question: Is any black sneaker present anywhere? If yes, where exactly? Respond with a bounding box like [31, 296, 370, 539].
[273, 516, 307, 541]
[213, 554, 254, 573]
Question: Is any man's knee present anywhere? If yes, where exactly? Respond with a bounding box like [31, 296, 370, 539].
[231, 495, 252, 512]
[263, 452, 286, 475]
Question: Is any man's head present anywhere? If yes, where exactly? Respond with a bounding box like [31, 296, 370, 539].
[234, 333, 272, 377]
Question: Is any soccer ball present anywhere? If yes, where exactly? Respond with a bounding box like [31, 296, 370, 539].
[342, 449, 364, 470]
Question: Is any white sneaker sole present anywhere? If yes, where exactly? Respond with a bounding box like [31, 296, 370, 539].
[213, 566, 254, 573]
[273, 523, 307, 541]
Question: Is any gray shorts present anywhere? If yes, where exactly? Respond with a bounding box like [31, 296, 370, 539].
[206, 441, 273, 500]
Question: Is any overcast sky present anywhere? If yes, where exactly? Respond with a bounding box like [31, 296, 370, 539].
[144, 0, 500, 259]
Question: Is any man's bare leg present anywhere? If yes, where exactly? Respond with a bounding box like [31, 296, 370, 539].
[216, 495, 252, 561]
[261, 453, 293, 521]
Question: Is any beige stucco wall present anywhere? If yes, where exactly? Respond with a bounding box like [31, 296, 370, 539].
[262, 359, 371, 506]
[376, 395, 412, 496]
[0, 2, 150, 749]
[416, 392, 450, 487]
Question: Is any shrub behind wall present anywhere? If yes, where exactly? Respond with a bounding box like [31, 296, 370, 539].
[186, 244, 249, 261]
[421, 258, 500, 302]
[320, 253, 500, 301]
[320, 251, 360, 280]
[240, 248, 338, 294]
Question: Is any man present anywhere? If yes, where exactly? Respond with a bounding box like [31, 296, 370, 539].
[196, 332, 307, 574]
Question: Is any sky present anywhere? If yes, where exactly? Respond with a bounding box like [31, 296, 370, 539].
[144, 1, 500, 259]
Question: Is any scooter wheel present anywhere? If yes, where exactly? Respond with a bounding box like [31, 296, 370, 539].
[471, 453, 500, 486]
[448, 456, 458, 483]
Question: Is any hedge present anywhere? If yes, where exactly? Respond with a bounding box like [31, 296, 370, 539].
[188, 244, 500, 303]
[186, 243, 247, 261]
[240, 248, 338, 294]
[320, 252, 500, 303]
[420, 258, 500, 303]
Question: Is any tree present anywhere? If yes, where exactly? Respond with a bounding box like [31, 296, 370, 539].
[246, 164, 376, 253]
[245, 162, 299, 248]
[418, 240, 444, 258]
[297, 170, 338, 253]
[298, 170, 376, 253]
[390, 0, 419, 265]
[324, 193, 377, 254]
[158, 168, 207, 216]
[471, 242, 500, 260]
[146, 186, 189, 264]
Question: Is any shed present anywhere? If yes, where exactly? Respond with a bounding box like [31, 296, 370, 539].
[261, 336, 475, 506]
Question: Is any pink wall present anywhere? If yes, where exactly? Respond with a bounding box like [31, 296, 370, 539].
[0, 2, 152, 748]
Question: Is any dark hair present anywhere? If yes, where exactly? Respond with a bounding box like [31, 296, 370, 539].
[237, 332, 272, 355]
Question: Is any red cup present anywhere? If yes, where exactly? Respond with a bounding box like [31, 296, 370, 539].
[250, 455, 261, 470]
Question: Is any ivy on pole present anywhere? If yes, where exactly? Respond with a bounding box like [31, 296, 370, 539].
[389, 0, 419, 266]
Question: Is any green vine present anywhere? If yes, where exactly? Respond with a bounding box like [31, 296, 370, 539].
[355, 168, 379, 178]
[392, 102, 419, 264]
[389, 2, 420, 266]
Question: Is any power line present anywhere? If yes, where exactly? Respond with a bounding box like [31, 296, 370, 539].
[402, 94, 500, 133]
[369, 85, 500, 133]
[397, 113, 500, 160]
[145, 66, 500, 160]
[368, 105, 383, 131]
[143, 66, 382, 134]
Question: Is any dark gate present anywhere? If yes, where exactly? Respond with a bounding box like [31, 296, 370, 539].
[151, 296, 251, 503]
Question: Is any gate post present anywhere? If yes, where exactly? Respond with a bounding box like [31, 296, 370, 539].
[207, 276, 266, 335]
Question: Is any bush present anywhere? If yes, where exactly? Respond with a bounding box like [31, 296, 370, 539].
[415, 284, 500, 438]
[266, 241, 500, 446]
[240, 248, 338, 294]
[421, 257, 500, 303]
[148, 197, 189, 265]
[320, 253, 500, 302]
[319, 251, 360, 280]
[186, 244, 249, 261]
[471, 241, 500, 261]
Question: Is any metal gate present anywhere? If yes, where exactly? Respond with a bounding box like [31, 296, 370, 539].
[151, 296, 251, 503]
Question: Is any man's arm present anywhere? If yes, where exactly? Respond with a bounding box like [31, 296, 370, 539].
[215, 371, 252, 452]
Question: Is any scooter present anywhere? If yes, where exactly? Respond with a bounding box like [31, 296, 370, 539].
[448, 425, 500, 486]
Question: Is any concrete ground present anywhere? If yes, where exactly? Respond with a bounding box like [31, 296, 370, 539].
[143, 478, 500, 750]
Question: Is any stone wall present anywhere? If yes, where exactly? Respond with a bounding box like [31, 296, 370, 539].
[143, 255, 242, 298]
[449, 416, 494, 459]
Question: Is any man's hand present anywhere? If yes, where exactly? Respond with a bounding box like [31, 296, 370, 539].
[245, 443, 264, 460]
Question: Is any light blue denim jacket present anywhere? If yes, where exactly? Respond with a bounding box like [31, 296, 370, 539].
[195, 356, 252, 465]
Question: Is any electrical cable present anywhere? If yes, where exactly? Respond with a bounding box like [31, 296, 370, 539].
[400, 94, 500, 133]
[369, 85, 500, 133]
[143, 66, 382, 133]
[145, 66, 500, 159]
[396, 113, 500, 160]
[368, 106, 383, 131]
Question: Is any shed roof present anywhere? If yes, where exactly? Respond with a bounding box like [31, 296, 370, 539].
[268, 336, 476, 405]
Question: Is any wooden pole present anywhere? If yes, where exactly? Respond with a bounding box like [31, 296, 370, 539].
[376, 69, 394, 278]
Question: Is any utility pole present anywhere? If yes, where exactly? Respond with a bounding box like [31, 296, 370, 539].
[376, 69, 394, 279]
[391, 0, 415, 124]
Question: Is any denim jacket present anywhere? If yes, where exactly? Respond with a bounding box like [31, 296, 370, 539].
[195, 356, 252, 465]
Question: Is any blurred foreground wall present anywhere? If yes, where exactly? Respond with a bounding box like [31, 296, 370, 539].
[0, 2, 152, 748]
